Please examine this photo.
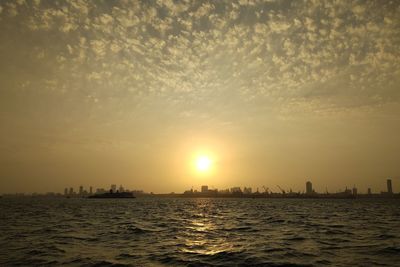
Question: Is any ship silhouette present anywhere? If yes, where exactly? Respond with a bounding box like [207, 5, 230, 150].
[89, 189, 135, 199]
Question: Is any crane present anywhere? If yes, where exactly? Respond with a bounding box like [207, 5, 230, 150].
[277, 185, 286, 194]
[262, 186, 269, 194]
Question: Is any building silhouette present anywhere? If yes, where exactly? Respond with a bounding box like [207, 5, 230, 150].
[243, 187, 252, 194]
[306, 181, 313, 194]
[387, 179, 393, 194]
[352, 186, 357, 196]
[201, 185, 208, 193]
[119, 185, 124, 192]
[111, 184, 117, 193]
[230, 187, 242, 193]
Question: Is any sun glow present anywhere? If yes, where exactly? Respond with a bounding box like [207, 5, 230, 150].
[196, 156, 212, 172]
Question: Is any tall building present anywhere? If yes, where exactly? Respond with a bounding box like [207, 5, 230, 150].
[201, 185, 208, 193]
[230, 187, 242, 193]
[79, 186, 83, 195]
[367, 188, 372, 195]
[306, 181, 313, 194]
[111, 184, 117, 193]
[352, 187, 357, 196]
[69, 187, 74, 195]
[89, 186, 93, 195]
[387, 179, 393, 194]
[119, 185, 124, 192]
[64, 188, 68, 195]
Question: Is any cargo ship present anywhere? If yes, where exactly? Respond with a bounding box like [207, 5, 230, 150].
[89, 191, 135, 199]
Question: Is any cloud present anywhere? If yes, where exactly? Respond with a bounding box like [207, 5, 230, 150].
[0, 0, 399, 118]
[90, 40, 107, 58]
[269, 20, 291, 33]
[352, 5, 366, 16]
[5, 2, 18, 17]
[192, 2, 215, 19]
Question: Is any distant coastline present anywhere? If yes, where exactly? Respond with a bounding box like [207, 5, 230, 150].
[155, 192, 400, 199]
[1, 179, 398, 200]
[1, 192, 399, 200]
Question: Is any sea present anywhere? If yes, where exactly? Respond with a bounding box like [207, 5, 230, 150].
[1, 197, 400, 266]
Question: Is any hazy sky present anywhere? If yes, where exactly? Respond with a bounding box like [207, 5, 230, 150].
[1, 0, 400, 194]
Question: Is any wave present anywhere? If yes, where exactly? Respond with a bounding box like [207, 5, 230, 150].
[2, 197, 400, 266]
[376, 246, 400, 255]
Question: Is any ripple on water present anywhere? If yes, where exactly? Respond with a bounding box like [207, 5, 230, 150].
[1, 198, 400, 266]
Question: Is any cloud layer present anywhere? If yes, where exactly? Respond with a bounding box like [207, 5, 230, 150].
[0, 0, 399, 117]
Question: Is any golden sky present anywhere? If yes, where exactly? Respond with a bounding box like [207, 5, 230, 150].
[0, 0, 400, 194]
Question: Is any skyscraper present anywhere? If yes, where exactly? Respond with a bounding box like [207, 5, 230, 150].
[387, 179, 393, 194]
[201, 185, 208, 193]
[352, 187, 358, 196]
[111, 184, 117, 193]
[306, 181, 313, 194]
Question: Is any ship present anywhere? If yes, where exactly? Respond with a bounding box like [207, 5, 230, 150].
[88, 191, 136, 199]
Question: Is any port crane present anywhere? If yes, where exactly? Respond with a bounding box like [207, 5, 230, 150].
[277, 185, 286, 194]
[262, 186, 269, 194]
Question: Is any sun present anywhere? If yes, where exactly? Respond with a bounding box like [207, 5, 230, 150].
[196, 156, 212, 172]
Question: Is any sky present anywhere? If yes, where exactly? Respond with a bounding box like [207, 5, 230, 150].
[0, 0, 400, 194]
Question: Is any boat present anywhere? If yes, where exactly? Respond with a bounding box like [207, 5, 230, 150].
[88, 191, 136, 199]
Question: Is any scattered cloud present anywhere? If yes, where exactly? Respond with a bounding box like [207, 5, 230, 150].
[0, 0, 399, 118]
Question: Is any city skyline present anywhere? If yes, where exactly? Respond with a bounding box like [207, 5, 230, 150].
[2, 177, 398, 196]
[65, 178, 394, 196]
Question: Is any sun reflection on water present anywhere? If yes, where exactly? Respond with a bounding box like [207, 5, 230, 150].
[180, 199, 234, 256]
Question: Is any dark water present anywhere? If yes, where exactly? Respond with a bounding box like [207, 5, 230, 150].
[1, 198, 400, 266]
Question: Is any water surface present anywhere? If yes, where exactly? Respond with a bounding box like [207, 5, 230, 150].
[1, 198, 399, 266]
